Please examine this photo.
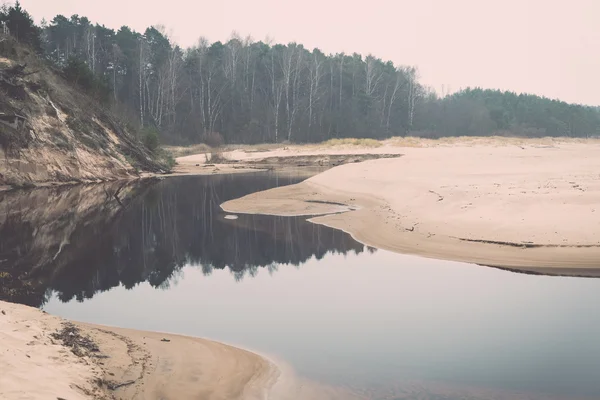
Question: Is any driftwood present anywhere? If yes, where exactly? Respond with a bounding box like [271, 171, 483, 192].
[0, 113, 26, 131]
[106, 380, 136, 390]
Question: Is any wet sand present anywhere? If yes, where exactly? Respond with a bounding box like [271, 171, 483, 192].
[0, 300, 276, 400]
[0, 300, 362, 400]
[222, 139, 600, 272]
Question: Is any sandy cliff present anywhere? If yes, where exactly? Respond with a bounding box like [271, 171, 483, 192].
[0, 39, 166, 188]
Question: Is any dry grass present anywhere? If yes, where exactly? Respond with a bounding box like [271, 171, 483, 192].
[319, 138, 383, 148]
[223, 143, 287, 152]
[166, 136, 600, 160]
[385, 136, 428, 147]
[209, 150, 230, 163]
[386, 136, 498, 147]
[385, 135, 600, 148]
[164, 144, 212, 158]
[167, 142, 287, 158]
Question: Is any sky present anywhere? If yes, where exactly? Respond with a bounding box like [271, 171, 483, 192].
[20, 0, 600, 106]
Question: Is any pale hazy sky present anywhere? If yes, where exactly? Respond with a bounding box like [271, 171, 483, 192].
[21, 0, 600, 105]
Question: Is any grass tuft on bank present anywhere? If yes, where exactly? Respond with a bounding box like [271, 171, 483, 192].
[319, 138, 382, 148]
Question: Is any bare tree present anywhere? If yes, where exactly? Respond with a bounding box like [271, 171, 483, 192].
[406, 67, 418, 131]
[365, 54, 382, 97]
[266, 42, 283, 142]
[241, 34, 256, 111]
[307, 50, 324, 134]
[111, 43, 122, 102]
[338, 54, 344, 110]
[224, 31, 242, 85]
[84, 25, 96, 72]
[196, 40, 229, 136]
[385, 67, 407, 131]
[273, 81, 284, 142]
[166, 46, 183, 125]
[138, 37, 147, 126]
[280, 44, 295, 141]
[193, 37, 210, 134]
[279, 43, 304, 141]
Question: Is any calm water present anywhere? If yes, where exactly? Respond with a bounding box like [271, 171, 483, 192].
[2, 172, 600, 399]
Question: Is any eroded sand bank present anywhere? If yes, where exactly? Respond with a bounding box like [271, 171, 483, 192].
[222, 140, 600, 273]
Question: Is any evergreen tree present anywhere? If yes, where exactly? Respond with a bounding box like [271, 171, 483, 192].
[0, 1, 42, 52]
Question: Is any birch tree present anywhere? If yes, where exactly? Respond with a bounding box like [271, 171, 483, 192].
[138, 37, 147, 126]
[224, 32, 242, 85]
[365, 55, 382, 97]
[385, 66, 406, 131]
[307, 49, 325, 134]
[266, 43, 283, 142]
[406, 67, 417, 131]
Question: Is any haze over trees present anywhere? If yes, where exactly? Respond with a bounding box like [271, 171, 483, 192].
[2, 1, 599, 144]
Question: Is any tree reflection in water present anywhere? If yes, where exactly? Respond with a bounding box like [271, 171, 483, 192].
[0, 173, 368, 307]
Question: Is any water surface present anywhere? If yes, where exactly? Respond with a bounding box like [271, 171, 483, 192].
[2, 173, 600, 400]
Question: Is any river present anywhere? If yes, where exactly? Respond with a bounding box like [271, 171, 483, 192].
[2, 172, 599, 399]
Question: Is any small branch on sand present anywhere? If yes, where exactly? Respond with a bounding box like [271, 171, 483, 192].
[428, 190, 444, 202]
[405, 224, 418, 232]
[106, 380, 136, 390]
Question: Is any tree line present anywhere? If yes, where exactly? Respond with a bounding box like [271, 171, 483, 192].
[2, 1, 599, 145]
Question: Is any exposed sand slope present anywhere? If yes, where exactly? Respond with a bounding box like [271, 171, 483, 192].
[222, 140, 600, 272]
[0, 40, 166, 188]
[0, 300, 277, 400]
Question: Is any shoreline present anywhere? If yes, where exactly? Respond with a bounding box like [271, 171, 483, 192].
[0, 300, 360, 400]
[223, 179, 600, 272]
[222, 141, 600, 274]
[3, 137, 600, 399]
[0, 300, 280, 400]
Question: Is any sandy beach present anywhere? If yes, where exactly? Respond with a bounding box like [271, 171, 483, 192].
[3, 137, 600, 400]
[222, 138, 600, 274]
[0, 300, 277, 400]
[0, 300, 362, 400]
